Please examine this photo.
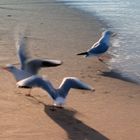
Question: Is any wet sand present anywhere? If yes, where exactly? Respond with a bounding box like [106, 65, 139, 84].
[0, 0, 139, 140]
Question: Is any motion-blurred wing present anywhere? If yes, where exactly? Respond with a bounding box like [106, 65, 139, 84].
[25, 59, 62, 75]
[16, 35, 30, 70]
[59, 77, 94, 98]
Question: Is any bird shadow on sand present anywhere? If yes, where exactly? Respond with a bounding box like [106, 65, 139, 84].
[44, 105, 109, 140]
[98, 69, 139, 84]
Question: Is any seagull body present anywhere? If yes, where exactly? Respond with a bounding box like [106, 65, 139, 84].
[3, 35, 62, 82]
[77, 31, 115, 60]
[17, 76, 94, 106]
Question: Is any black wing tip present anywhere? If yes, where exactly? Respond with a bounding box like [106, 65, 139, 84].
[77, 52, 88, 56]
[42, 60, 63, 67]
[18, 85, 31, 89]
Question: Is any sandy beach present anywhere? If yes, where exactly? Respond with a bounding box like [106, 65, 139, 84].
[0, 0, 140, 140]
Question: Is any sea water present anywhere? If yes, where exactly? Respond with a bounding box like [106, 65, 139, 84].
[58, 0, 140, 83]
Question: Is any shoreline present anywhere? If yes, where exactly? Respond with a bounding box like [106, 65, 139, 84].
[58, 0, 140, 84]
[58, 0, 111, 29]
[0, 0, 140, 140]
[55, 0, 140, 84]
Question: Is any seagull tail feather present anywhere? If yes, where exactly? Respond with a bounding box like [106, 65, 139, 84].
[77, 52, 88, 56]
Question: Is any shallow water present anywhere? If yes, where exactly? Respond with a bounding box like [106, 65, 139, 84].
[0, 0, 139, 83]
[58, 0, 140, 83]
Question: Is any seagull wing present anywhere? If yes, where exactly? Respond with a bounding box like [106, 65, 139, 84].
[88, 43, 109, 54]
[90, 42, 99, 49]
[25, 59, 62, 75]
[17, 76, 57, 99]
[17, 76, 94, 101]
[58, 77, 94, 98]
[16, 35, 30, 70]
[87, 42, 99, 52]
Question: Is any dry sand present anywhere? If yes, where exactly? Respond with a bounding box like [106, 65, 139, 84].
[0, 0, 139, 140]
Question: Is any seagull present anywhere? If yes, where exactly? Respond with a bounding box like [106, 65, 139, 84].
[17, 75, 94, 107]
[2, 35, 62, 95]
[77, 30, 116, 61]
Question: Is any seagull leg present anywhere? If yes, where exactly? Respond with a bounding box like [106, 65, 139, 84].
[55, 105, 64, 109]
[52, 100, 64, 110]
[25, 89, 32, 96]
[98, 54, 111, 62]
[98, 56, 104, 62]
[50, 105, 64, 111]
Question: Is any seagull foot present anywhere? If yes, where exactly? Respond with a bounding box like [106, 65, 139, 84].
[98, 57, 104, 62]
[25, 93, 31, 96]
[49, 105, 64, 111]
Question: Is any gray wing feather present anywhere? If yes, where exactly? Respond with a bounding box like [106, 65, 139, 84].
[17, 76, 93, 100]
[58, 77, 94, 98]
[17, 76, 57, 99]
[16, 36, 30, 70]
[25, 59, 62, 75]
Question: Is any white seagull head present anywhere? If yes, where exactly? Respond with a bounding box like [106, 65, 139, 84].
[102, 30, 116, 37]
[2, 64, 15, 72]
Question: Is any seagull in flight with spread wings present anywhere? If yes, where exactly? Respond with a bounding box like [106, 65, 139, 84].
[2, 35, 62, 95]
[17, 76, 94, 107]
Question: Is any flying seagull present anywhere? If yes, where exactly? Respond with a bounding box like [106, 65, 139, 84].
[2, 35, 62, 95]
[17, 76, 94, 107]
[77, 30, 116, 61]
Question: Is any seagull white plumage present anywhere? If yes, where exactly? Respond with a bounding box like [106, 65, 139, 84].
[3, 35, 62, 81]
[77, 30, 116, 61]
[17, 76, 94, 107]
[2, 35, 62, 95]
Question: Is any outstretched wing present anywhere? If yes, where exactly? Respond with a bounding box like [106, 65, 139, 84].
[17, 76, 94, 101]
[17, 75, 43, 88]
[59, 77, 94, 98]
[16, 35, 30, 70]
[25, 58, 62, 75]
[16, 75, 57, 100]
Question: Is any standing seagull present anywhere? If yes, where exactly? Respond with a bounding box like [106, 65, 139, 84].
[77, 30, 116, 61]
[17, 76, 94, 107]
[2, 35, 62, 95]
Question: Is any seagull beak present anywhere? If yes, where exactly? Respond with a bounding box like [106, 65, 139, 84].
[1, 66, 8, 71]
